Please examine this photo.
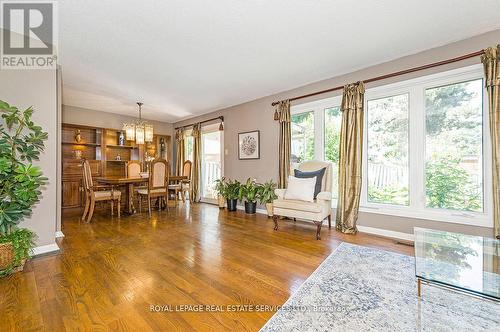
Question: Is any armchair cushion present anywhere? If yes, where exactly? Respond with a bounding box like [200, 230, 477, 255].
[273, 199, 322, 213]
[294, 167, 326, 199]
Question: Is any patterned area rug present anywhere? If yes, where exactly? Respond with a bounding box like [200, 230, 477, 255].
[261, 243, 499, 332]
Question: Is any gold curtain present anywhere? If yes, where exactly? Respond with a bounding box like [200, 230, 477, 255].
[336, 82, 365, 234]
[175, 128, 185, 176]
[276, 100, 291, 188]
[481, 45, 500, 239]
[191, 123, 202, 202]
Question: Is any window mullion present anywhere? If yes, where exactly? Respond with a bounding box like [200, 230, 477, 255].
[315, 108, 323, 160]
[410, 85, 425, 211]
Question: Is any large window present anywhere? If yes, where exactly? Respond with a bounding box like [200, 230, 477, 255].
[324, 107, 341, 199]
[184, 135, 194, 162]
[291, 112, 314, 165]
[291, 65, 491, 227]
[424, 79, 483, 212]
[367, 94, 409, 205]
[201, 129, 223, 202]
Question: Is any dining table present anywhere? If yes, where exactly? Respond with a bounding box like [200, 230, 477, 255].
[96, 175, 188, 215]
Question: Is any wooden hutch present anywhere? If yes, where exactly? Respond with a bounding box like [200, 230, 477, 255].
[61, 123, 171, 212]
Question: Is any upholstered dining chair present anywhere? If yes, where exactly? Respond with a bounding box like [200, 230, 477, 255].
[137, 159, 169, 216]
[81, 159, 121, 222]
[126, 160, 147, 193]
[125, 160, 142, 177]
[168, 160, 192, 204]
[272, 161, 333, 240]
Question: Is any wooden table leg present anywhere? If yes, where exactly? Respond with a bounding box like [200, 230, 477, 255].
[126, 183, 136, 214]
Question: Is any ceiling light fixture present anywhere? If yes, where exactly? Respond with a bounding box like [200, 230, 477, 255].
[123, 102, 154, 145]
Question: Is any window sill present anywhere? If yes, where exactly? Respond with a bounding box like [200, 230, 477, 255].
[331, 200, 492, 228]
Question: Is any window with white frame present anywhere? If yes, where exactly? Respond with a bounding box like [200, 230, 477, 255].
[290, 64, 491, 227]
[184, 134, 194, 162]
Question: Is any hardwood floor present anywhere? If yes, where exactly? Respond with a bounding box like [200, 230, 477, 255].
[0, 203, 412, 331]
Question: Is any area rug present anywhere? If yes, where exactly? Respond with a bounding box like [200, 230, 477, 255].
[260, 243, 499, 332]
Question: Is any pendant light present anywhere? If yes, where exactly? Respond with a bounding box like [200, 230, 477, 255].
[122, 102, 154, 144]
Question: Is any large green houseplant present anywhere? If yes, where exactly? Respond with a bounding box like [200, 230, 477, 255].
[0, 100, 47, 276]
[214, 177, 227, 209]
[258, 180, 278, 217]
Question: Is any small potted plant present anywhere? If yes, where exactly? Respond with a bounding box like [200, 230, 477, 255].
[258, 180, 278, 217]
[0, 100, 47, 277]
[239, 178, 260, 214]
[225, 179, 240, 212]
[214, 177, 227, 209]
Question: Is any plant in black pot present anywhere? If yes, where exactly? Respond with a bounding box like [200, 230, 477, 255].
[258, 180, 278, 217]
[0, 100, 47, 277]
[239, 178, 260, 214]
[225, 179, 240, 212]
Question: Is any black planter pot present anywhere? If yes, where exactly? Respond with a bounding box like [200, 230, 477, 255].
[227, 199, 238, 211]
[244, 201, 257, 214]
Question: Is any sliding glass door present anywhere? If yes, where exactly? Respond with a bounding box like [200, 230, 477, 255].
[201, 128, 223, 203]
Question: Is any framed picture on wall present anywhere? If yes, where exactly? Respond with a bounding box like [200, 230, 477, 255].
[238, 130, 260, 160]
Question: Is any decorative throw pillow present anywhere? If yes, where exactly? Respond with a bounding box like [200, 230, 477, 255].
[294, 167, 326, 199]
[284, 175, 316, 202]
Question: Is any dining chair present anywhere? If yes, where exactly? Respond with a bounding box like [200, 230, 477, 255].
[168, 160, 192, 204]
[81, 159, 121, 222]
[125, 160, 142, 177]
[137, 159, 169, 216]
[126, 160, 147, 193]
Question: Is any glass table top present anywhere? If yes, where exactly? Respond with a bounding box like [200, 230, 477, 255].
[414, 227, 500, 300]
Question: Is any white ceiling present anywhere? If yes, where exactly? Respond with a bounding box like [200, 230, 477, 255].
[60, 0, 500, 123]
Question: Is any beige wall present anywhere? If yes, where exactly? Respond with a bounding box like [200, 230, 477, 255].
[0, 69, 58, 247]
[62, 105, 175, 161]
[173, 29, 500, 237]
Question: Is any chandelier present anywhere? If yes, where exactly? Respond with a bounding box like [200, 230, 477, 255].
[123, 102, 154, 144]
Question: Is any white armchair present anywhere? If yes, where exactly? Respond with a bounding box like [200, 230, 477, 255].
[272, 161, 333, 240]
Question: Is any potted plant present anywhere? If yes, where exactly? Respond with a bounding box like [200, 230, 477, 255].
[214, 177, 227, 209]
[0, 100, 47, 276]
[225, 179, 240, 212]
[258, 180, 278, 217]
[239, 178, 260, 214]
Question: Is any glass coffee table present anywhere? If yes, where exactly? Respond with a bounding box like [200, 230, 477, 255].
[414, 227, 500, 302]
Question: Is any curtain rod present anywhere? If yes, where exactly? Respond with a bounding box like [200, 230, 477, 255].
[175, 116, 224, 130]
[271, 49, 485, 106]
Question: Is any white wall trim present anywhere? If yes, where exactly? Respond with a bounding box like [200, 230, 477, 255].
[233, 204, 414, 241]
[236, 205, 267, 215]
[33, 243, 60, 256]
[357, 225, 414, 241]
[55, 231, 65, 238]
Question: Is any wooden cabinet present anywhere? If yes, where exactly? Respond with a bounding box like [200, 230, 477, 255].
[62, 159, 102, 209]
[61, 124, 103, 210]
[61, 123, 172, 212]
[62, 180, 82, 208]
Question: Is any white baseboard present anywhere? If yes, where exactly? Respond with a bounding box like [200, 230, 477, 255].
[357, 225, 414, 241]
[232, 204, 413, 241]
[236, 205, 267, 215]
[55, 231, 65, 238]
[33, 243, 60, 256]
